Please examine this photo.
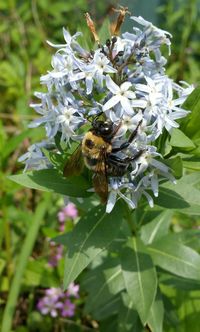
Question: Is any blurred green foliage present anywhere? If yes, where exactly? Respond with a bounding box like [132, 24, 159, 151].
[158, 0, 200, 84]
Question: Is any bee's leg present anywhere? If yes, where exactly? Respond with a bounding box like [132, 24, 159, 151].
[112, 120, 142, 153]
[108, 154, 128, 166]
[109, 149, 143, 165]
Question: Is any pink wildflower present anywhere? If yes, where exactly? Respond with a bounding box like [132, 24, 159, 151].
[61, 299, 75, 317]
[57, 203, 78, 222]
[48, 242, 63, 267]
[37, 296, 63, 317]
[66, 282, 80, 298]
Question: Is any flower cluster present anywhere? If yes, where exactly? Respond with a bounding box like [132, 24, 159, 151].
[37, 283, 79, 318]
[20, 11, 193, 212]
[48, 202, 78, 266]
[58, 202, 78, 231]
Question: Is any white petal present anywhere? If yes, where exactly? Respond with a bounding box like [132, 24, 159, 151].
[104, 65, 117, 73]
[143, 191, 154, 208]
[41, 307, 49, 315]
[151, 175, 159, 197]
[50, 309, 58, 318]
[86, 77, 93, 94]
[125, 90, 136, 99]
[120, 81, 132, 92]
[135, 83, 151, 93]
[120, 97, 133, 115]
[131, 16, 151, 27]
[63, 28, 71, 43]
[131, 100, 147, 108]
[106, 75, 120, 94]
[70, 72, 85, 82]
[165, 117, 179, 129]
[150, 159, 169, 173]
[46, 40, 66, 48]
[103, 95, 121, 111]
[106, 191, 117, 213]
[118, 191, 136, 209]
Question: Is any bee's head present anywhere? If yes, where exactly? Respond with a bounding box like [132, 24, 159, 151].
[92, 119, 114, 138]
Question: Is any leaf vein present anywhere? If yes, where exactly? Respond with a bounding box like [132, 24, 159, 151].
[149, 247, 199, 271]
[66, 212, 106, 283]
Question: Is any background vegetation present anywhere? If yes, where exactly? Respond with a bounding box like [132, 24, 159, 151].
[0, 0, 200, 331]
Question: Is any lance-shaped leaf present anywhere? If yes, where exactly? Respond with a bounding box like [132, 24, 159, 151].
[82, 258, 125, 313]
[147, 289, 164, 332]
[170, 229, 200, 251]
[121, 237, 157, 325]
[9, 169, 91, 197]
[92, 294, 121, 320]
[141, 210, 173, 245]
[169, 128, 195, 149]
[148, 236, 200, 280]
[180, 86, 200, 140]
[118, 292, 143, 332]
[64, 203, 123, 289]
[155, 179, 200, 209]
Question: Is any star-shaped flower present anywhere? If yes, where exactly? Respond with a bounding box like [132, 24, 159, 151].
[103, 76, 137, 114]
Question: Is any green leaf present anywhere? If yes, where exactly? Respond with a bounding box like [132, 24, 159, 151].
[179, 172, 200, 186]
[92, 294, 121, 320]
[118, 292, 142, 332]
[176, 205, 200, 216]
[160, 274, 200, 291]
[170, 229, 200, 251]
[147, 290, 164, 332]
[9, 169, 91, 197]
[163, 156, 183, 179]
[42, 148, 66, 171]
[148, 236, 200, 280]
[121, 237, 157, 324]
[53, 232, 72, 246]
[155, 173, 200, 214]
[141, 210, 173, 245]
[180, 86, 200, 140]
[83, 258, 125, 313]
[24, 260, 59, 287]
[155, 186, 189, 209]
[2, 130, 28, 159]
[0, 258, 6, 275]
[176, 290, 200, 332]
[169, 128, 195, 149]
[64, 203, 123, 289]
[155, 178, 200, 209]
[98, 18, 111, 44]
[183, 158, 200, 171]
[99, 315, 118, 332]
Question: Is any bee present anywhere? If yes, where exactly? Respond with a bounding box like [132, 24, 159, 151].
[63, 114, 143, 203]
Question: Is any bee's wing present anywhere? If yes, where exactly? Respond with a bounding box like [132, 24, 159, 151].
[93, 173, 108, 204]
[63, 145, 84, 177]
[93, 151, 108, 204]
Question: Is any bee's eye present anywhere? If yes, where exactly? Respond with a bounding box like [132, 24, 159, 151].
[103, 126, 110, 132]
[100, 124, 113, 135]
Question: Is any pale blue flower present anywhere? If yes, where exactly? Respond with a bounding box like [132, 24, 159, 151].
[103, 76, 137, 114]
[20, 14, 192, 212]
